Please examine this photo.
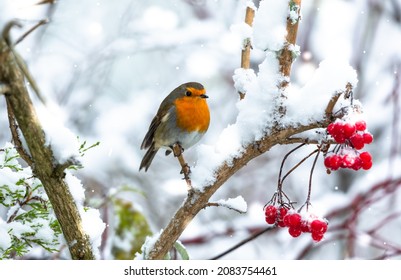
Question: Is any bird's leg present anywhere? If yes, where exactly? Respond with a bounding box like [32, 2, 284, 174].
[172, 143, 192, 190]
[171, 143, 184, 157]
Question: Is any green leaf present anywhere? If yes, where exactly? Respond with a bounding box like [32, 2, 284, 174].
[174, 241, 190, 260]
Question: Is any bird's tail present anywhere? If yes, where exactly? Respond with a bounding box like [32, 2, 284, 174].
[139, 143, 158, 172]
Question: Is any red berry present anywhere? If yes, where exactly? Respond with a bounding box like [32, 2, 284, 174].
[349, 133, 365, 150]
[341, 154, 355, 168]
[284, 213, 302, 228]
[300, 220, 310, 233]
[283, 214, 291, 227]
[355, 120, 367, 131]
[264, 205, 277, 217]
[361, 160, 373, 170]
[310, 219, 328, 234]
[324, 154, 341, 170]
[359, 151, 373, 170]
[359, 151, 372, 163]
[265, 216, 276, 225]
[311, 231, 324, 242]
[288, 226, 302, 238]
[327, 123, 336, 135]
[343, 123, 356, 138]
[277, 207, 288, 227]
[333, 133, 346, 144]
[328, 122, 346, 143]
[351, 156, 362, 170]
[324, 156, 331, 168]
[264, 205, 278, 225]
[362, 132, 373, 144]
[279, 206, 288, 216]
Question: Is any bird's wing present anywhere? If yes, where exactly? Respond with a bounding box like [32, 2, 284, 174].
[140, 115, 160, 150]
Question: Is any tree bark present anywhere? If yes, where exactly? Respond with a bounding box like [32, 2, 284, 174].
[147, 122, 329, 259]
[0, 37, 95, 259]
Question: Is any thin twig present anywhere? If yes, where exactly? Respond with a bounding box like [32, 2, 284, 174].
[325, 83, 352, 119]
[239, 6, 255, 99]
[388, 64, 401, 177]
[277, 143, 305, 189]
[2, 20, 23, 46]
[303, 146, 321, 211]
[206, 202, 246, 214]
[210, 227, 274, 260]
[278, 0, 302, 86]
[14, 19, 49, 46]
[2, 20, 47, 105]
[35, 0, 57, 5]
[5, 98, 34, 166]
[280, 148, 318, 186]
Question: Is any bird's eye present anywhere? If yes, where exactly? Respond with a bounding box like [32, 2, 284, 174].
[185, 90, 192, 97]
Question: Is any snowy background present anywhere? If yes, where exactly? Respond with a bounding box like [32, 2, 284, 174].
[1, 0, 401, 259]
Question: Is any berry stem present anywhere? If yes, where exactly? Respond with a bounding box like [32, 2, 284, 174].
[277, 143, 306, 205]
[300, 146, 321, 212]
[277, 143, 306, 188]
[280, 148, 319, 186]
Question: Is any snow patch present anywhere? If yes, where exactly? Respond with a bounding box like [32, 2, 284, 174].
[253, 0, 288, 51]
[0, 220, 11, 251]
[64, 172, 105, 259]
[135, 230, 162, 260]
[285, 58, 358, 126]
[39, 107, 80, 164]
[215, 196, 248, 213]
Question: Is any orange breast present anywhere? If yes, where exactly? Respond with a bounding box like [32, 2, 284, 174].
[174, 97, 210, 133]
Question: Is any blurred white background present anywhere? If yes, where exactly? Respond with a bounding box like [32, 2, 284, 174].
[1, 0, 401, 259]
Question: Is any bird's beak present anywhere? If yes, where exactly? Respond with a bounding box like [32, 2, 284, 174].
[200, 94, 208, 98]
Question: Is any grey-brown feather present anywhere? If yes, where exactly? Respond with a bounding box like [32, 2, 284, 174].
[139, 142, 158, 171]
[140, 115, 160, 150]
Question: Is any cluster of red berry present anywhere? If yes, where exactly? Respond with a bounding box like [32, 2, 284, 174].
[264, 205, 328, 242]
[324, 119, 373, 171]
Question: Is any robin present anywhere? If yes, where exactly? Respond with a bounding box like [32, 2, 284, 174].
[139, 82, 210, 171]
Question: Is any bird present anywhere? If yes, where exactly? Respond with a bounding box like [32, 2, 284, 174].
[139, 82, 210, 172]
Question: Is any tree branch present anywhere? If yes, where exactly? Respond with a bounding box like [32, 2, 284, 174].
[239, 6, 255, 99]
[279, 0, 302, 87]
[206, 201, 246, 214]
[325, 82, 352, 119]
[210, 227, 273, 260]
[145, 0, 324, 260]
[0, 23, 95, 259]
[14, 19, 49, 46]
[147, 121, 329, 259]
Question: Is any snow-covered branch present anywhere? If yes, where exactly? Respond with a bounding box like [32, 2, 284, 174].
[144, 0, 361, 260]
[0, 23, 98, 260]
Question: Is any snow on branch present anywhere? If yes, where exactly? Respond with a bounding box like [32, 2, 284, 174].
[0, 21, 102, 259]
[208, 196, 248, 214]
[145, 0, 358, 259]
